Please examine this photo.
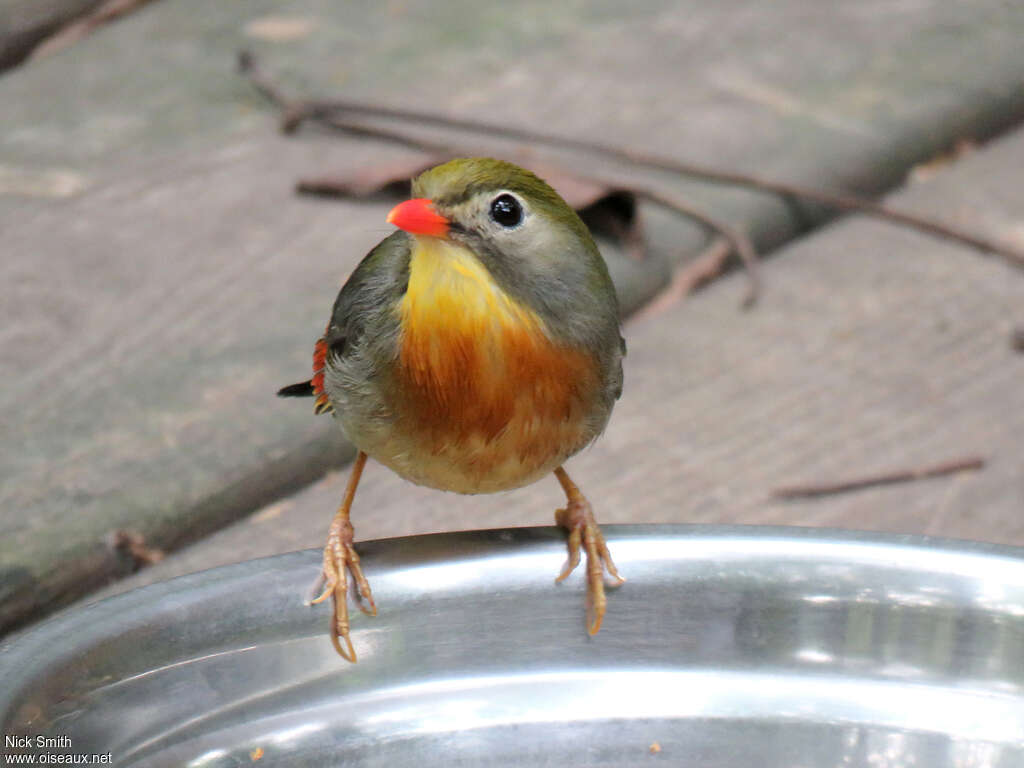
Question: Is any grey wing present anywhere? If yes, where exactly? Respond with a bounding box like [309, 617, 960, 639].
[277, 231, 411, 413]
[323, 230, 412, 363]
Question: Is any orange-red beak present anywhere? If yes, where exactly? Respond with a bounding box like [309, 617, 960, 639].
[386, 198, 450, 238]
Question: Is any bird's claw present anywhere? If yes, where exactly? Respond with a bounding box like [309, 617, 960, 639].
[308, 517, 376, 662]
[554, 498, 624, 635]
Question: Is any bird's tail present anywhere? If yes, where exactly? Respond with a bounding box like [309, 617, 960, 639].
[277, 381, 314, 398]
[278, 337, 333, 414]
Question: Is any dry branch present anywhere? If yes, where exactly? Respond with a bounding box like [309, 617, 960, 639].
[240, 52, 761, 305]
[772, 456, 986, 500]
[238, 51, 1024, 274]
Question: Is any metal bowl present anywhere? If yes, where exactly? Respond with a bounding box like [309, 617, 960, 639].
[2, 526, 1023, 767]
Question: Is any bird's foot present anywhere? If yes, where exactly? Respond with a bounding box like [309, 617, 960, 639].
[554, 495, 624, 635]
[308, 517, 376, 662]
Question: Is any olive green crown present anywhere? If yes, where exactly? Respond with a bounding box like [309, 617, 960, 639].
[413, 157, 594, 247]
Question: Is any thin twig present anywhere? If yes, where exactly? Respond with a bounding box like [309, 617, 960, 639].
[628, 187, 759, 308]
[772, 455, 986, 500]
[238, 51, 292, 110]
[238, 51, 1024, 272]
[240, 52, 765, 303]
[631, 238, 733, 321]
[291, 126, 762, 305]
[31, 0, 158, 60]
[279, 96, 760, 303]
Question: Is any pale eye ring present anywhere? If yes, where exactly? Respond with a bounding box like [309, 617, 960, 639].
[489, 193, 523, 227]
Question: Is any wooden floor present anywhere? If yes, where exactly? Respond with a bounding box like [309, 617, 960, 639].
[95, 124, 1024, 600]
[2, 0, 1024, 631]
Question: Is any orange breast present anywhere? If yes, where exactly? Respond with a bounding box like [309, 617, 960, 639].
[391, 237, 599, 489]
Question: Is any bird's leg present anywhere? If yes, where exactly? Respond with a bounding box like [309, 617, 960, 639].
[553, 466, 624, 634]
[308, 450, 376, 662]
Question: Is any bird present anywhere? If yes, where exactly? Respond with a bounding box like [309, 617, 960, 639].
[278, 157, 625, 661]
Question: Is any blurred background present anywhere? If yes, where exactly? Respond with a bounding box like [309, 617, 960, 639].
[2, 0, 1023, 637]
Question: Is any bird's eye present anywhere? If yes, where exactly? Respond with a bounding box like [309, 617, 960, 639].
[489, 194, 523, 228]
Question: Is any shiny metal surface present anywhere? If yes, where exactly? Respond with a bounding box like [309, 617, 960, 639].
[2, 526, 1023, 767]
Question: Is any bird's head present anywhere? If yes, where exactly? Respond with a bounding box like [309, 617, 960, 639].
[387, 158, 601, 280]
[386, 157, 619, 343]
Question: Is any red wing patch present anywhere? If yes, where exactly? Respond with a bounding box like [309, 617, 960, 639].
[312, 334, 333, 415]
